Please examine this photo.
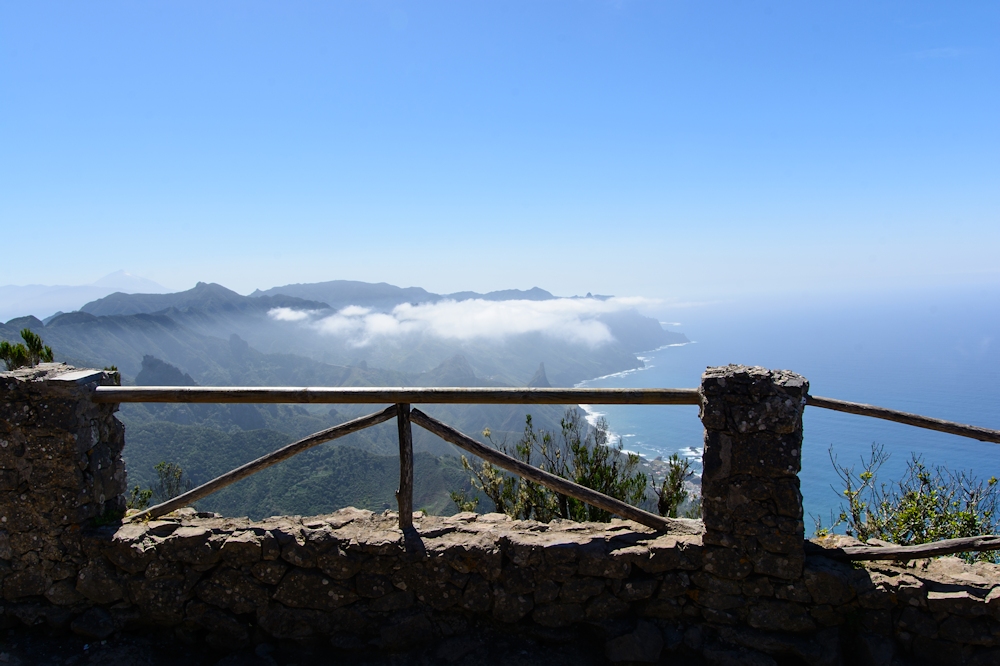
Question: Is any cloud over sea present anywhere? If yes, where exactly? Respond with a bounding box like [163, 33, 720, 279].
[268, 297, 655, 348]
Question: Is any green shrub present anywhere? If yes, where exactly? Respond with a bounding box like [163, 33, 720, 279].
[126, 485, 153, 510]
[454, 409, 647, 523]
[1, 329, 53, 370]
[654, 453, 694, 518]
[828, 443, 999, 563]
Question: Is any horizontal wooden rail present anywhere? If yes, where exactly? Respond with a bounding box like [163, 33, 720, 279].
[409, 408, 675, 532]
[813, 534, 1000, 561]
[806, 395, 1000, 444]
[92, 386, 1000, 442]
[126, 405, 398, 522]
[92, 386, 702, 405]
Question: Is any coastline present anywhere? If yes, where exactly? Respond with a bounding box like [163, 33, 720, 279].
[573, 341, 705, 479]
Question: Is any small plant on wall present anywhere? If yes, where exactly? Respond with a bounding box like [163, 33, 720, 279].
[1, 329, 54, 370]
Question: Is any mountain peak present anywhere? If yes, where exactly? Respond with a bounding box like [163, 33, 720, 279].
[135, 355, 198, 387]
[81, 282, 247, 317]
[527, 362, 552, 388]
[91, 271, 169, 294]
[424, 354, 478, 386]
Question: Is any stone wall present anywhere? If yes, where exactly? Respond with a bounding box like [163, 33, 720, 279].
[2, 364, 1000, 665]
[0, 364, 125, 614]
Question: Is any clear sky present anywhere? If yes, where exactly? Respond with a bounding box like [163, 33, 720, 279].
[1, 1, 997, 302]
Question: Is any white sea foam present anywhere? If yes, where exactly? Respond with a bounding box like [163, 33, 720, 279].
[574, 366, 644, 386]
[573, 343, 695, 388]
[578, 404, 603, 426]
[573, 341, 707, 468]
[577, 403, 638, 453]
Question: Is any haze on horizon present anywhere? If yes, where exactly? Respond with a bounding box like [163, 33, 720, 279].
[1, 2, 997, 303]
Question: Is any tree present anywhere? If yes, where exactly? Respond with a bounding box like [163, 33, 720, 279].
[154, 461, 192, 501]
[827, 443, 999, 563]
[1, 329, 54, 370]
[654, 453, 694, 518]
[454, 409, 648, 523]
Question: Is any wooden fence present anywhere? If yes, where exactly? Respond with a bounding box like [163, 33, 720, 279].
[92, 385, 1000, 559]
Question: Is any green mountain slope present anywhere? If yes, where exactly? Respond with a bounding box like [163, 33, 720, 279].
[122, 420, 473, 519]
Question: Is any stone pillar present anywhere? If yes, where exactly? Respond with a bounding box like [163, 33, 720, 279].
[0, 364, 125, 605]
[699, 365, 807, 580]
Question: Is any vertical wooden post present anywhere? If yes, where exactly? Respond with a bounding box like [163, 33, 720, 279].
[395, 403, 414, 531]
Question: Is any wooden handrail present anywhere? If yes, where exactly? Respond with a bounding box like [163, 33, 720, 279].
[92, 386, 703, 405]
[806, 395, 1000, 444]
[409, 408, 677, 532]
[92, 385, 1000, 443]
[98, 382, 1000, 537]
[125, 405, 398, 522]
[813, 534, 1000, 561]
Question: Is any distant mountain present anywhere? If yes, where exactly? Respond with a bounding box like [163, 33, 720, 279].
[91, 270, 169, 293]
[0, 277, 689, 518]
[80, 281, 329, 317]
[136, 354, 197, 386]
[442, 287, 555, 302]
[249, 280, 436, 312]
[4, 279, 687, 388]
[251, 280, 556, 311]
[595, 309, 685, 353]
[528, 363, 551, 388]
[56, 280, 685, 386]
[0, 270, 170, 322]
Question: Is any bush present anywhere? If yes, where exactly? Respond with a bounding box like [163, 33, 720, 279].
[126, 485, 153, 511]
[654, 453, 695, 518]
[828, 443, 999, 562]
[153, 461, 192, 501]
[453, 410, 647, 523]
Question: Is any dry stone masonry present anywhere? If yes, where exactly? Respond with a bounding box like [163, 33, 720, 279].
[1, 363, 999, 665]
[700, 366, 809, 585]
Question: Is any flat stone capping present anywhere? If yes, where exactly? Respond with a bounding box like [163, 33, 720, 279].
[47, 368, 108, 384]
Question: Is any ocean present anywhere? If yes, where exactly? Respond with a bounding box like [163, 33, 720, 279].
[577, 284, 1000, 529]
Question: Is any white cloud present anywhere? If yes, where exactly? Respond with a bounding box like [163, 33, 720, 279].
[268, 307, 314, 322]
[268, 297, 658, 347]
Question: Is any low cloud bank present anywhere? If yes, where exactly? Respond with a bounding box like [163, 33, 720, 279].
[268, 297, 655, 347]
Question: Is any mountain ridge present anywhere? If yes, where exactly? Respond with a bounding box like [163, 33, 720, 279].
[80, 282, 331, 317]
[248, 280, 558, 311]
[3, 279, 687, 388]
[0, 277, 689, 519]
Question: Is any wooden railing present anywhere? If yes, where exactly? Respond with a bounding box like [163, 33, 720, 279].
[94, 385, 1000, 559]
[98, 387, 701, 529]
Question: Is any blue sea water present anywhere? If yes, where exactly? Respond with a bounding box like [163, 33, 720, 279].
[577, 285, 1000, 529]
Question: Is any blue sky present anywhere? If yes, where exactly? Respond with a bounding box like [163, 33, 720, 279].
[1, 1, 997, 302]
